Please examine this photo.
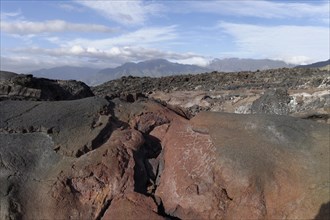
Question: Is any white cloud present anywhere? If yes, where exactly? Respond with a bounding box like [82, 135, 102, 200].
[59, 3, 84, 12]
[218, 22, 330, 64]
[1, 20, 115, 35]
[0, 10, 22, 19]
[189, 0, 329, 23]
[70, 45, 85, 54]
[1, 24, 183, 71]
[10, 45, 204, 62]
[284, 56, 312, 65]
[75, 0, 163, 25]
[174, 57, 210, 67]
[64, 26, 177, 48]
[0, 56, 84, 73]
[3, 44, 208, 72]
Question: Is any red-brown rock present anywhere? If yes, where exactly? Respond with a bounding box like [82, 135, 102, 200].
[156, 112, 330, 219]
[103, 192, 164, 220]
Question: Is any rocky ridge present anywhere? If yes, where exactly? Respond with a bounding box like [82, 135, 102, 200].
[93, 68, 330, 123]
[93, 68, 329, 96]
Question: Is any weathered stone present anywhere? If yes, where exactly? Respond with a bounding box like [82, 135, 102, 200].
[48, 127, 144, 219]
[0, 71, 93, 101]
[102, 193, 165, 220]
[0, 133, 61, 220]
[0, 97, 113, 157]
[156, 112, 330, 219]
[251, 88, 291, 115]
[0, 118, 145, 219]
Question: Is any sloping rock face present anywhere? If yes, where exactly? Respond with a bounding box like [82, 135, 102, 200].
[155, 112, 330, 219]
[0, 97, 112, 157]
[0, 71, 93, 101]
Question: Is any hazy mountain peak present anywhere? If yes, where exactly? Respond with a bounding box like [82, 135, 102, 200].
[295, 59, 330, 69]
[209, 58, 293, 72]
[97, 59, 210, 84]
[29, 66, 101, 84]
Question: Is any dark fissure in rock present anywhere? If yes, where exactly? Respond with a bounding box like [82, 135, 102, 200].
[95, 199, 112, 220]
[131, 129, 181, 219]
[133, 149, 148, 194]
[133, 133, 163, 194]
[153, 196, 181, 220]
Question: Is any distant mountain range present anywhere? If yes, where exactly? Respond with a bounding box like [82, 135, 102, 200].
[28, 58, 321, 86]
[209, 58, 293, 72]
[30, 66, 101, 85]
[295, 59, 330, 69]
[97, 59, 209, 83]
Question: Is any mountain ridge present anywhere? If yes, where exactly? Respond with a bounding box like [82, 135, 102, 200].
[295, 59, 330, 69]
[29, 66, 101, 85]
[25, 58, 327, 86]
[209, 58, 293, 72]
[97, 58, 210, 81]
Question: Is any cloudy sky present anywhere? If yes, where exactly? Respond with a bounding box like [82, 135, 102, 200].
[1, 0, 329, 72]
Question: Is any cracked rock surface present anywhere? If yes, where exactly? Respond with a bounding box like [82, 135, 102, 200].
[0, 97, 113, 157]
[156, 112, 329, 219]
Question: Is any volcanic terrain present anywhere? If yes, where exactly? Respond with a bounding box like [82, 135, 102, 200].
[0, 68, 329, 219]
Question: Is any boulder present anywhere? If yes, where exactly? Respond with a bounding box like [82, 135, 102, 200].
[0, 71, 93, 101]
[156, 112, 330, 219]
[0, 127, 146, 219]
[251, 88, 291, 115]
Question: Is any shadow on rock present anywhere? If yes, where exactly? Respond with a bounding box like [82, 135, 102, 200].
[314, 201, 330, 220]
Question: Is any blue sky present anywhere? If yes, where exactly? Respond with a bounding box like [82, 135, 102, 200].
[1, 0, 329, 72]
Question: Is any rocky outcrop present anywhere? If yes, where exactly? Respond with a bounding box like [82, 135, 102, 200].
[93, 68, 329, 123]
[0, 97, 170, 219]
[0, 71, 93, 101]
[251, 88, 291, 115]
[0, 95, 185, 219]
[156, 112, 330, 219]
[149, 88, 330, 123]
